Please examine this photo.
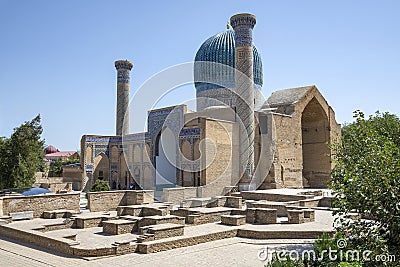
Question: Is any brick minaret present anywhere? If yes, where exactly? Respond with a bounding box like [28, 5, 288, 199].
[115, 60, 133, 136]
[230, 13, 256, 186]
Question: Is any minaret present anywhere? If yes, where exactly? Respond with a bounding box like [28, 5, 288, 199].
[115, 60, 133, 136]
[230, 13, 256, 187]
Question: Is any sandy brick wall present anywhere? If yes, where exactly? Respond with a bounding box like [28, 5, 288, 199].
[0, 192, 80, 218]
[162, 187, 197, 204]
[88, 191, 126, 212]
[87, 190, 154, 212]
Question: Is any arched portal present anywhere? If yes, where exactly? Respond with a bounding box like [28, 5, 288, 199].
[93, 153, 110, 183]
[155, 128, 177, 189]
[301, 97, 331, 188]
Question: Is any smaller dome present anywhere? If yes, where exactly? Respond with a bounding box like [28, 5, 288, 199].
[45, 145, 59, 154]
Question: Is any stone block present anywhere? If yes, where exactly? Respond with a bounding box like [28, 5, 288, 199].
[207, 197, 226, 208]
[138, 215, 185, 228]
[299, 198, 320, 208]
[186, 214, 202, 224]
[140, 223, 184, 240]
[288, 210, 305, 224]
[117, 206, 142, 216]
[255, 208, 277, 224]
[43, 210, 77, 219]
[245, 208, 277, 224]
[247, 201, 287, 217]
[74, 213, 117, 228]
[221, 215, 246, 226]
[141, 207, 166, 216]
[225, 196, 243, 209]
[170, 208, 191, 217]
[9, 211, 34, 221]
[303, 209, 315, 222]
[102, 219, 136, 235]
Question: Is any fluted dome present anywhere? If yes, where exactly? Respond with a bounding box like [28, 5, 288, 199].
[45, 145, 59, 154]
[194, 28, 263, 92]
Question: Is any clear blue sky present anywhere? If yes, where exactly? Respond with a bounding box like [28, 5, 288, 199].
[1, 1, 399, 151]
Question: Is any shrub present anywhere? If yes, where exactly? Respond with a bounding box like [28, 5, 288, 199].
[89, 179, 110, 192]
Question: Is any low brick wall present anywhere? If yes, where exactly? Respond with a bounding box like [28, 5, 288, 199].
[240, 191, 309, 202]
[162, 187, 197, 204]
[88, 191, 125, 212]
[138, 215, 185, 228]
[137, 229, 238, 254]
[0, 225, 77, 255]
[246, 208, 277, 224]
[126, 190, 154, 206]
[144, 224, 184, 239]
[186, 210, 232, 225]
[237, 229, 334, 239]
[33, 220, 75, 232]
[0, 193, 80, 218]
[87, 190, 154, 212]
[246, 201, 287, 217]
[299, 198, 321, 208]
[103, 220, 135, 235]
[221, 215, 246, 226]
[0, 224, 138, 257]
[75, 217, 103, 229]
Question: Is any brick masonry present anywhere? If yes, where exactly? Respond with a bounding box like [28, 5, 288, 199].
[103, 220, 136, 235]
[87, 190, 154, 212]
[0, 193, 80, 218]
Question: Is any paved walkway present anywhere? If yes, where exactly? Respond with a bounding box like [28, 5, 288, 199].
[0, 236, 314, 267]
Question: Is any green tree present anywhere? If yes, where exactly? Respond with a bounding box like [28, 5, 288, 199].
[0, 115, 45, 189]
[0, 137, 6, 189]
[331, 111, 400, 265]
[89, 179, 110, 192]
[49, 158, 64, 177]
[64, 154, 80, 165]
[48, 153, 80, 177]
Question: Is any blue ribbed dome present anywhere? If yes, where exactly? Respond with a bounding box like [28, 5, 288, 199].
[194, 28, 263, 92]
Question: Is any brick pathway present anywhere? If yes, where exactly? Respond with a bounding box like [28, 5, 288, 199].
[0, 236, 314, 267]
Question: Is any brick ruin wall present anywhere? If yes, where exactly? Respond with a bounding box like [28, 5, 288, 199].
[0, 193, 80, 218]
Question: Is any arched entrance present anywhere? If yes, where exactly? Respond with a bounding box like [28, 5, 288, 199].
[155, 128, 177, 190]
[301, 97, 331, 188]
[93, 153, 110, 183]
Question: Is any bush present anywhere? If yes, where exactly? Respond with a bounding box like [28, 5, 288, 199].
[266, 233, 363, 267]
[89, 179, 110, 192]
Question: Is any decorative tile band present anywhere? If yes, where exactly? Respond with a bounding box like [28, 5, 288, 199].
[179, 128, 200, 136]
